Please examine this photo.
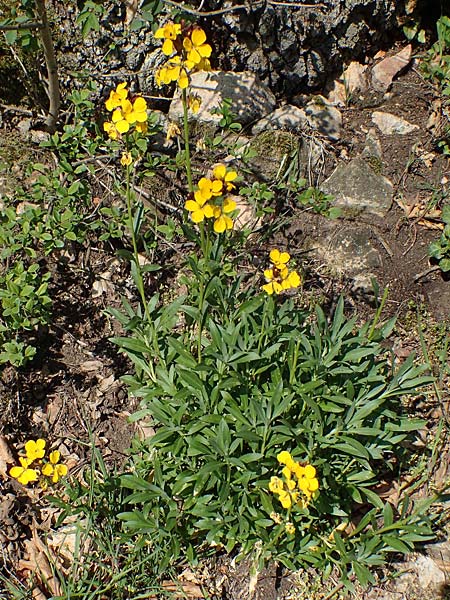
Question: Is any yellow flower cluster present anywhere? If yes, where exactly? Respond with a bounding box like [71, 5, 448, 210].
[9, 439, 68, 486]
[185, 164, 238, 233]
[103, 82, 148, 140]
[155, 21, 212, 90]
[262, 249, 302, 295]
[269, 451, 319, 509]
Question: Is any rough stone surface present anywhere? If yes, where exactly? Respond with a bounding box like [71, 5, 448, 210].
[344, 61, 369, 95]
[304, 96, 342, 141]
[251, 105, 307, 134]
[361, 129, 383, 160]
[322, 156, 393, 217]
[168, 71, 276, 126]
[371, 45, 412, 92]
[372, 110, 419, 135]
[241, 130, 300, 182]
[207, 0, 410, 97]
[311, 225, 382, 295]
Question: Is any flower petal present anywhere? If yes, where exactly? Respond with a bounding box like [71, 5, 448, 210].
[213, 164, 226, 180]
[49, 450, 60, 465]
[162, 39, 174, 56]
[178, 69, 189, 89]
[185, 199, 200, 212]
[191, 28, 207, 47]
[223, 197, 236, 213]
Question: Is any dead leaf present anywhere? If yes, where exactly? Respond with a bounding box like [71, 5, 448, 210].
[395, 198, 444, 230]
[19, 526, 61, 597]
[147, 581, 204, 598]
[124, 0, 139, 26]
[47, 517, 90, 570]
[97, 373, 116, 394]
[80, 359, 104, 372]
[92, 275, 114, 298]
[0, 436, 15, 479]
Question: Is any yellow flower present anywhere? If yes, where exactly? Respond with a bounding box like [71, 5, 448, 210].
[282, 270, 301, 290]
[41, 450, 68, 484]
[269, 476, 283, 494]
[154, 22, 182, 56]
[285, 522, 296, 535]
[185, 196, 214, 224]
[188, 94, 202, 114]
[262, 251, 302, 295]
[278, 489, 294, 509]
[277, 450, 294, 466]
[194, 177, 220, 203]
[120, 152, 132, 166]
[135, 121, 148, 135]
[212, 164, 238, 193]
[156, 55, 189, 89]
[131, 96, 148, 123]
[103, 121, 119, 140]
[105, 82, 128, 111]
[305, 464, 316, 479]
[211, 199, 235, 234]
[10, 457, 38, 485]
[270, 249, 290, 268]
[262, 271, 283, 296]
[183, 27, 212, 69]
[25, 439, 46, 461]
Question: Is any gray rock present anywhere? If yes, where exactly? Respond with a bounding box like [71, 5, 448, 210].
[372, 111, 419, 135]
[251, 105, 307, 135]
[168, 70, 276, 127]
[138, 49, 165, 92]
[304, 96, 342, 141]
[312, 225, 381, 295]
[361, 128, 383, 160]
[16, 119, 32, 136]
[322, 156, 393, 217]
[210, 0, 402, 96]
[240, 130, 300, 182]
[425, 280, 450, 321]
[415, 555, 446, 589]
[371, 45, 412, 93]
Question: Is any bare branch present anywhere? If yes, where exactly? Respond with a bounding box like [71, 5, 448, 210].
[0, 22, 44, 31]
[34, 0, 60, 132]
[160, 0, 324, 17]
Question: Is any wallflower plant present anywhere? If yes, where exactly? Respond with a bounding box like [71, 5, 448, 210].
[9, 438, 68, 488]
[96, 19, 436, 594]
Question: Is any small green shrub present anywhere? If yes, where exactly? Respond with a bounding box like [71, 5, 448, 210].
[114, 283, 433, 587]
[0, 261, 51, 365]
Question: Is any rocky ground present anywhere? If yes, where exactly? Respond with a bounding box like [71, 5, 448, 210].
[0, 3, 450, 599]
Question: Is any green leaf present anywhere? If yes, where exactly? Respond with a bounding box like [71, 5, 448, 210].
[382, 535, 412, 554]
[110, 336, 150, 354]
[177, 367, 204, 391]
[439, 258, 450, 272]
[383, 502, 394, 527]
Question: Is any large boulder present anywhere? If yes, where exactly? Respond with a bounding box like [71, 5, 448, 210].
[201, 0, 419, 97]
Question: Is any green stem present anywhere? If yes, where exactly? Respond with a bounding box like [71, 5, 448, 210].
[258, 298, 269, 354]
[125, 162, 150, 325]
[289, 339, 301, 385]
[182, 88, 193, 193]
[368, 285, 389, 340]
[197, 277, 205, 362]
